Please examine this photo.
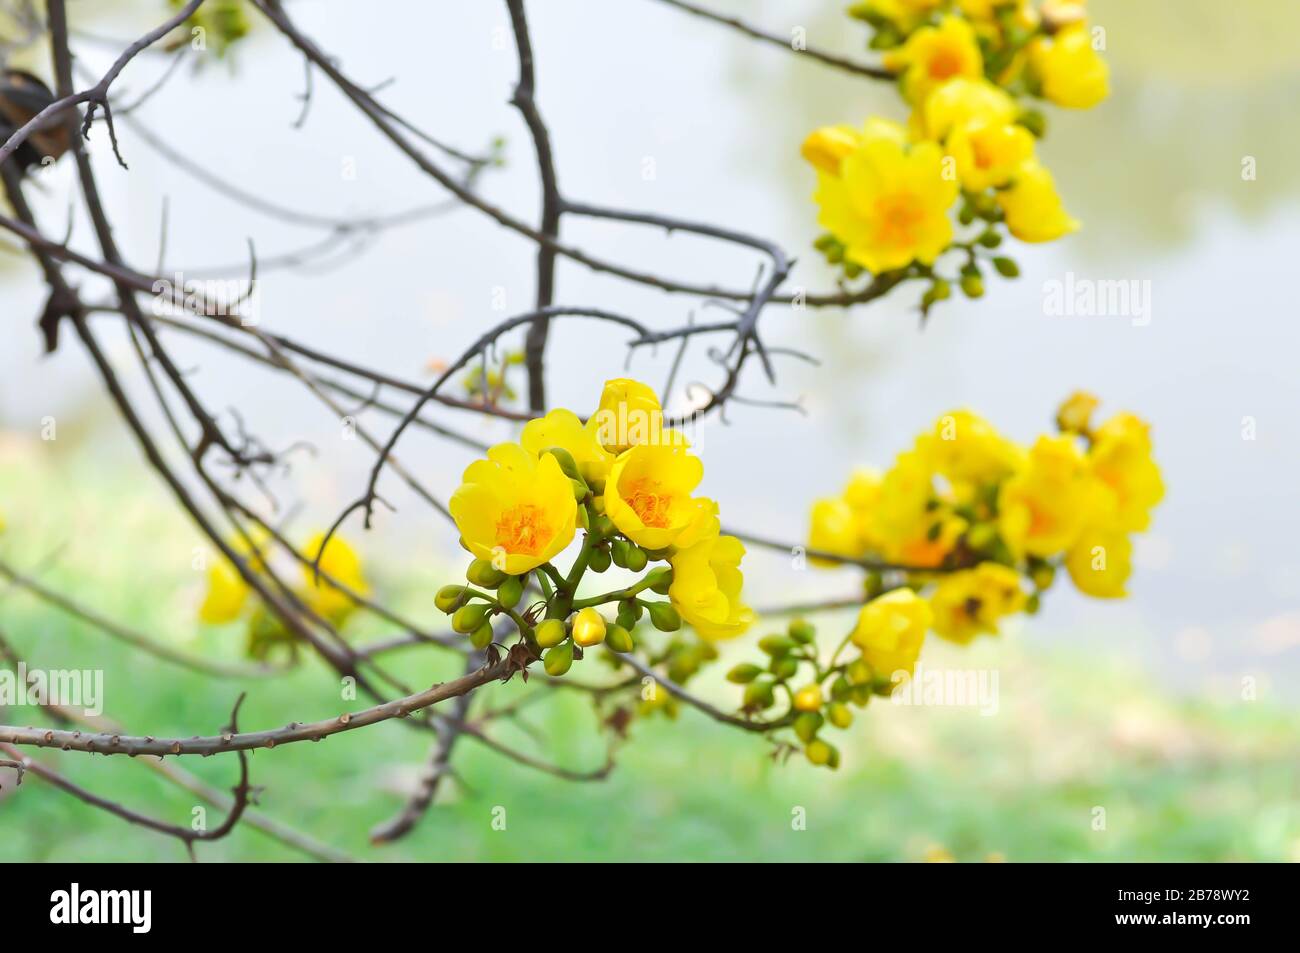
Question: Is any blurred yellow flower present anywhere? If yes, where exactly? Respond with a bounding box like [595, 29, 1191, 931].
[199, 558, 249, 625]
[669, 531, 753, 640]
[947, 120, 1036, 191]
[813, 137, 958, 274]
[604, 443, 711, 550]
[874, 449, 935, 554]
[917, 409, 1024, 486]
[1056, 389, 1100, 435]
[929, 562, 1026, 643]
[808, 468, 885, 564]
[520, 408, 614, 485]
[917, 77, 1018, 142]
[885, 16, 984, 104]
[851, 588, 933, 679]
[998, 434, 1090, 557]
[450, 443, 577, 575]
[301, 531, 370, 622]
[1029, 23, 1109, 109]
[996, 160, 1079, 243]
[1088, 412, 1165, 533]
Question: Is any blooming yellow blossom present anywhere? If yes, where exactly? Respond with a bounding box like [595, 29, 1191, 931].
[851, 588, 933, 680]
[1066, 522, 1132, 598]
[520, 408, 614, 485]
[669, 531, 753, 640]
[302, 532, 370, 622]
[450, 442, 577, 575]
[199, 558, 250, 624]
[917, 77, 1018, 141]
[801, 118, 906, 176]
[884, 16, 984, 105]
[604, 443, 712, 550]
[998, 434, 1091, 557]
[996, 160, 1079, 244]
[1029, 23, 1108, 109]
[873, 449, 935, 553]
[813, 137, 958, 274]
[917, 410, 1023, 487]
[929, 562, 1025, 643]
[591, 378, 676, 453]
[1088, 412, 1164, 533]
[947, 120, 1036, 191]
[809, 496, 861, 565]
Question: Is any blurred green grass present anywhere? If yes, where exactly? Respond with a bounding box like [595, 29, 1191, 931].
[1, 436, 1297, 862]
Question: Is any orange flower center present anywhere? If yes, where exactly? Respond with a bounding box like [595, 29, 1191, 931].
[495, 504, 551, 555]
[875, 193, 926, 246]
[625, 479, 674, 528]
[928, 47, 965, 80]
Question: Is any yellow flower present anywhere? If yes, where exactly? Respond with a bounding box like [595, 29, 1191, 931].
[813, 137, 958, 274]
[1066, 522, 1132, 598]
[947, 120, 1036, 191]
[998, 434, 1090, 557]
[917, 78, 1018, 142]
[809, 496, 861, 564]
[874, 449, 934, 554]
[996, 160, 1079, 243]
[852, 0, 943, 34]
[916, 410, 1023, 487]
[802, 125, 864, 177]
[450, 442, 578, 575]
[1056, 390, 1100, 435]
[199, 559, 250, 624]
[520, 408, 614, 485]
[302, 532, 370, 622]
[591, 378, 676, 453]
[1088, 412, 1164, 533]
[884, 16, 984, 105]
[929, 563, 1026, 643]
[1029, 23, 1108, 109]
[604, 443, 712, 550]
[668, 532, 753, 640]
[851, 588, 933, 680]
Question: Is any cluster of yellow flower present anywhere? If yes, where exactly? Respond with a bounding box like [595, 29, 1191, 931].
[198, 529, 370, 660]
[760, 392, 1160, 764]
[804, 0, 1108, 310]
[436, 379, 753, 675]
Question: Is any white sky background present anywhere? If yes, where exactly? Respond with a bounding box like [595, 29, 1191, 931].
[2, 0, 1298, 700]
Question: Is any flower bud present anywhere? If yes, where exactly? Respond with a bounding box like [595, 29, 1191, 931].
[793, 684, 824, 712]
[542, 446, 582, 482]
[830, 675, 852, 702]
[534, 618, 568, 648]
[805, 739, 832, 766]
[828, 702, 854, 729]
[769, 656, 799, 681]
[743, 678, 776, 710]
[452, 602, 491, 634]
[644, 566, 673, 594]
[435, 585, 470, 614]
[610, 538, 631, 569]
[572, 607, 607, 647]
[758, 634, 796, 657]
[543, 642, 574, 677]
[588, 547, 611, 573]
[960, 273, 985, 299]
[591, 514, 616, 538]
[726, 663, 763, 684]
[466, 558, 506, 589]
[646, 602, 681, 632]
[623, 546, 647, 573]
[571, 479, 589, 502]
[794, 711, 824, 744]
[496, 575, 524, 610]
[469, 621, 494, 650]
[788, 619, 815, 644]
[605, 624, 634, 653]
[846, 659, 874, 686]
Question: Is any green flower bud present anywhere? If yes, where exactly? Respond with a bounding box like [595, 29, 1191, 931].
[846, 659, 874, 686]
[497, 575, 524, 610]
[977, 230, 1002, 248]
[831, 675, 853, 702]
[466, 558, 506, 589]
[960, 273, 984, 299]
[535, 618, 568, 649]
[828, 702, 854, 729]
[992, 256, 1020, 278]
[726, 663, 763, 684]
[743, 678, 776, 710]
[788, 618, 815, 644]
[853, 684, 875, 707]
[624, 545, 648, 573]
[646, 602, 681, 632]
[1030, 563, 1055, 591]
[769, 655, 800, 681]
[794, 711, 824, 744]
[542, 446, 582, 482]
[571, 479, 589, 502]
[805, 739, 833, 766]
[469, 621, 494, 650]
[618, 598, 643, 622]
[591, 515, 616, 538]
[435, 585, 470, 614]
[452, 602, 491, 634]
[605, 624, 634, 653]
[758, 634, 796, 657]
[543, 642, 574, 677]
[610, 538, 631, 569]
[588, 547, 612, 573]
[644, 566, 673, 594]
